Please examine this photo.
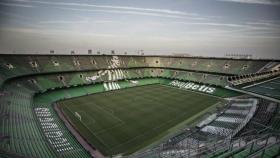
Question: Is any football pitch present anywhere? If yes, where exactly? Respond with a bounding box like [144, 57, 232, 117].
[59, 84, 222, 156]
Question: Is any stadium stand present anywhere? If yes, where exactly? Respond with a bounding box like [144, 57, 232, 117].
[0, 55, 277, 84]
[0, 54, 280, 158]
[237, 99, 278, 137]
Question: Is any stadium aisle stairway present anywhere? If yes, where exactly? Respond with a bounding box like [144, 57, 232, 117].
[270, 105, 280, 130]
[200, 99, 256, 138]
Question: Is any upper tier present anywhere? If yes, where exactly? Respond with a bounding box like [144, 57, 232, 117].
[0, 54, 278, 86]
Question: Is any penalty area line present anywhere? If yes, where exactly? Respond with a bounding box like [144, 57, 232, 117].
[61, 102, 110, 149]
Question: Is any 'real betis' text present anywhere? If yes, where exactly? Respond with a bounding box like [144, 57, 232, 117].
[169, 80, 216, 94]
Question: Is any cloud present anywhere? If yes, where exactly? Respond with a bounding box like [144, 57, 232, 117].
[246, 22, 280, 27]
[0, 11, 34, 20]
[8, 0, 207, 20]
[55, 7, 205, 20]
[173, 20, 280, 40]
[176, 22, 245, 27]
[39, 18, 119, 25]
[0, 2, 33, 7]
[217, 0, 280, 5]
[0, 26, 122, 38]
[39, 20, 88, 24]
[10, 0, 197, 16]
[176, 21, 280, 32]
[92, 20, 117, 24]
[5, 0, 215, 21]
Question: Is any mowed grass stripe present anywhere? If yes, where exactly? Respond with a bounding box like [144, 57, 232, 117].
[59, 84, 222, 156]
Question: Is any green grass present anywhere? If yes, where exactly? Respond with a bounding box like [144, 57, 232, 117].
[58, 84, 222, 156]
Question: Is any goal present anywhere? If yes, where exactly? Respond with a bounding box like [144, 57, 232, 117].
[75, 112, 82, 121]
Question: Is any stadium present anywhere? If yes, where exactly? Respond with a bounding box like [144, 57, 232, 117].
[1, 0, 280, 157]
[0, 54, 280, 158]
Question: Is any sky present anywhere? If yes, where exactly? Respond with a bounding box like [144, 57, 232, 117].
[0, 0, 280, 58]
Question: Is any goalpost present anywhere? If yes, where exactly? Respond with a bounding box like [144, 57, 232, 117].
[75, 112, 82, 121]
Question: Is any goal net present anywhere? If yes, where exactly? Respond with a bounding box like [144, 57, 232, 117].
[75, 112, 82, 121]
